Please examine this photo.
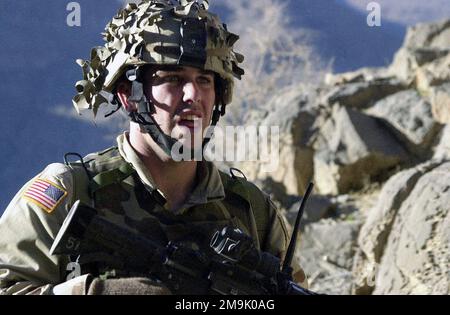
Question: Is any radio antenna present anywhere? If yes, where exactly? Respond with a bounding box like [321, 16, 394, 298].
[282, 182, 314, 274]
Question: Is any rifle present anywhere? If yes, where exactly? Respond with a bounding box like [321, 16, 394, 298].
[50, 183, 319, 295]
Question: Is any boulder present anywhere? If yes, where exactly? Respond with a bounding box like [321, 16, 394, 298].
[430, 83, 450, 124]
[238, 87, 322, 197]
[434, 124, 450, 160]
[374, 161, 450, 294]
[352, 160, 450, 294]
[298, 219, 362, 295]
[389, 19, 450, 83]
[324, 78, 405, 109]
[324, 67, 389, 86]
[314, 105, 408, 195]
[366, 89, 442, 155]
[416, 54, 450, 92]
[389, 48, 449, 84]
[402, 19, 450, 50]
[285, 194, 334, 226]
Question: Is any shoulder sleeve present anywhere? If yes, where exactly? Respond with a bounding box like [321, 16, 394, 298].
[266, 197, 309, 288]
[0, 163, 77, 294]
[221, 172, 310, 289]
[253, 189, 309, 289]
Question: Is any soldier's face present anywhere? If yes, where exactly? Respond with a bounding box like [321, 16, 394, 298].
[143, 65, 216, 149]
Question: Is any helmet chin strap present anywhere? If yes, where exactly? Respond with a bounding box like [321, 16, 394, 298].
[126, 67, 222, 160]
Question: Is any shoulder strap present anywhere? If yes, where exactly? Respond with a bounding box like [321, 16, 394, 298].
[68, 161, 93, 206]
[65, 147, 137, 207]
[219, 169, 271, 246]
[89, 162, 135, 197]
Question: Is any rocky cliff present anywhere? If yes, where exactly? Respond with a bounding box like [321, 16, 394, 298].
[238, 19, 450, 295]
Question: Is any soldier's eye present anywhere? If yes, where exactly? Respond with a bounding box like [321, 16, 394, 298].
[163, 75, 182, 84]
[197, 76, 213, 85]
[151, 74, 180, 86]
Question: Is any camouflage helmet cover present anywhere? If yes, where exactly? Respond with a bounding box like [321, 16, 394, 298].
[73, 0, 244, 117]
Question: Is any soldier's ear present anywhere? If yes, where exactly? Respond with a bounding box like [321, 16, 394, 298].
[116, 81, 137, 112]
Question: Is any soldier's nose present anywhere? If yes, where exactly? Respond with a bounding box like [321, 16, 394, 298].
[182, 82, 201, 104]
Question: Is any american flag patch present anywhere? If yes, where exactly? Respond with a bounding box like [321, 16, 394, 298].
[23, 179, 67, 213]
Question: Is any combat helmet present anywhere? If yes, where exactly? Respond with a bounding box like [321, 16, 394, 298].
[73, 0, 244, 155]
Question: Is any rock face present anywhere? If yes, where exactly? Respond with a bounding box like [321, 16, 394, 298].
[298, 219, 362, 295]
[314, 104, 408, 195]
[416, 54, 450, 92]
[352, 161, 450, 295]
[430, 83, 450, 124]
[434, 125, 450, 160]
[237, 19, 450, 295]
[324, 78, 405, 109]
[237, 86, 322, 197]
[365, 90, 442, 155]
[389, 19, 450, 83]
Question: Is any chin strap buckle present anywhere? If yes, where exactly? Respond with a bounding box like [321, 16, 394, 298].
[126, 68, 155, 115]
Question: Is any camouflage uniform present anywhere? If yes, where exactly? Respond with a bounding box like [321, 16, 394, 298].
[0, 133, 307, 294]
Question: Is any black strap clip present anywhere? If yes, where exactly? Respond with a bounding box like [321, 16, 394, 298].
[178, 17, 207, 68]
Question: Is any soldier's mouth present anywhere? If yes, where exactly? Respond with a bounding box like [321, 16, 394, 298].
[178, 119, 198, 129]
[177, 112, 203, 130]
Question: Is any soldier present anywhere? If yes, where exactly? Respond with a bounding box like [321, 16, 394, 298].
[0, 0, 308, 295]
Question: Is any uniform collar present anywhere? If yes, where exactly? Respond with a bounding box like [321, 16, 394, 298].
[116, 132, 225, 214]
